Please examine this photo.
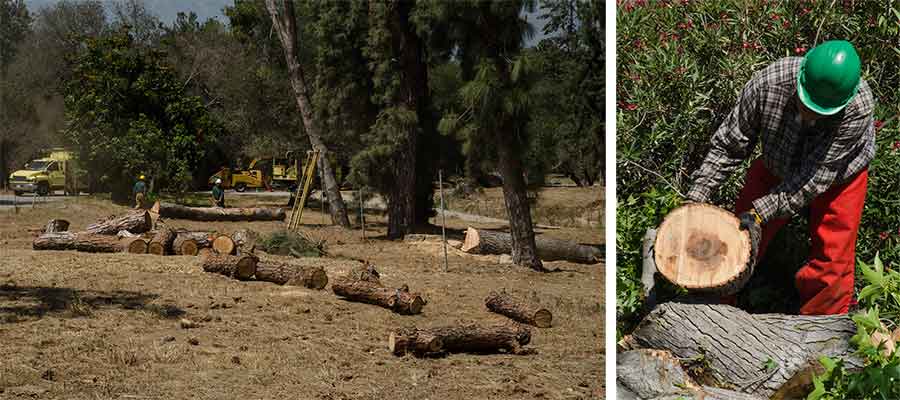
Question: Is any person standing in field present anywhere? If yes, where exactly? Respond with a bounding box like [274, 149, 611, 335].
[133, 175, 147, 209]
[686, 40, 875, 315]
[211, 178, 226, 208]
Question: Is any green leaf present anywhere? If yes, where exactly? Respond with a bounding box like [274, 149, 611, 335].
[806, 375, 826, 400]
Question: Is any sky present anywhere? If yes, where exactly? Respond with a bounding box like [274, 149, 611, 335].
[24, 0, 550, 45]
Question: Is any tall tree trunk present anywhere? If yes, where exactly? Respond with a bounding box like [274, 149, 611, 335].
[265, 0, 350, 228]
[495, 127, 543, 271]
[0, 140, 8, 189]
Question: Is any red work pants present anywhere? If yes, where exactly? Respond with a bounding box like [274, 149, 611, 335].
[734, 159, 868, 315]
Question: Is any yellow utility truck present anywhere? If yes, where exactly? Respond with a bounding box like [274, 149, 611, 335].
[8, 149, 87, 196]
[208, 152, 301, 192]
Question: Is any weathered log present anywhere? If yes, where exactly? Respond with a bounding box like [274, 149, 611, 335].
[254, 259, 328, 289]
[231, 229, 258, 255]
[331, 276, 424, 315]
[389, 323, 532, 357]
[44, 219, 69, 233]
[33, 232, 130, 253]
[85, 210, 152, 235]
[153, 201, 285, 222]
[212, 234, 235, 255]
[123, 238, 148, 254]
[201, 254, 258, 280]
[484, 290, 552, 328]
[654, 203, 754, 295]
[461, 227, 601, 264]
[172, 231, 216, 256]
[628, 302, 860, 398]
[148, 225, 176, 255]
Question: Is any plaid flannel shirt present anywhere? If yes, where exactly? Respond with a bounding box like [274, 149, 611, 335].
[687, 57, 876, 222]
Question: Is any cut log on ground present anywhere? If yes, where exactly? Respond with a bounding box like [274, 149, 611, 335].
[485, 290, 552, 328]
[654, 203, 754, 295]
[625, 302, 860, 398]
[201, 254, 258, 280]
[617, 349, 765, 400]
[44, 219, 69, 233]
[461, 227, 601, 264]
[148, 225, 176, 255]
[33, 232, 134, 253]
[153, 201, 285, 222]
[123, 238, 148, 254]
[231, 229, 258, 255]
[212, 234, 235, 255]
[171, 231, 216, 256]
[331, 276, 424, 315]
[85, 210, 152, 235]
[389, 323, 533, 357]
[254, 259, 328, 289]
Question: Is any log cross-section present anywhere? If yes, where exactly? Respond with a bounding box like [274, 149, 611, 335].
[148, 225, 176, 255]
[461, 227, 602, 264]
[212, 234, 236, 255]
[484, 290, 552, 328]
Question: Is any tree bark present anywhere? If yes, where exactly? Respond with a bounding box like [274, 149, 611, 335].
[625, 302, 861, 398]
[462, 227, 601, 264]
[264, 0, 351, 228]
[389, 322, 533, 357]
[494, 124, 543, 271]
[44, 219, 70, 233]
[84, 210, 151, 235]
[212, 234, 235, 255]
[201, 254, 258, 280]
[484, 290, 552, 328]
[231, 228, 258, 255]
[331, 276, 425, 315]
[172, 231, 215, 256]
[254, 258, 328, 289]
[33, 232, 133, 253]
[148, 224, 176, 255]
[153, 202, 285, 222]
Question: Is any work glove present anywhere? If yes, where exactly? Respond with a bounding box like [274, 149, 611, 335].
[738, 208, 763, 262]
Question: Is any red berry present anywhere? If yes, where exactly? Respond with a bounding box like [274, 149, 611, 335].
[771, 13, 780, 20]
[876, 120, 885, 131]
[742, 42, 751, 49]
[881, 231, 890, 241]
[625, 103, 638, 111]
[782, 20, 790, 28]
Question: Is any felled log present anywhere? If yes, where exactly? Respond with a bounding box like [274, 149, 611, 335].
[625, 302, 860, 398]
[231, 229, 258, 255]
[123, 238, 148, 254]
[461, 227, 601, 264]
[654, 203, 753, 295]
[212, 234, 235, 255]
[617, 349, 765, 400]
[389, 323, 532, 357]
[33, 232, 134, 253]
[148, 225, 176, 255]
[254, 259, 328, 289]
[45, 219, 69, 233]
[332, 276, 425, 315]
[201, 254, 258, 280]
[172, 231, 216, 256]
[85, 210, 152, 235]
[153, 201, 285, 222]
[484, 290, 552, 328]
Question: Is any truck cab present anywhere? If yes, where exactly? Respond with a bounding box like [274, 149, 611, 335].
[9, 150, 86, 196]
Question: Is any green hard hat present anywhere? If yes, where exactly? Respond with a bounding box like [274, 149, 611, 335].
[797, 40, 861, 116]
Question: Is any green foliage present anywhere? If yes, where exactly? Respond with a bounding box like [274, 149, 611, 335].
[259, 230, 326, 258]
[617, 0, 900, 335]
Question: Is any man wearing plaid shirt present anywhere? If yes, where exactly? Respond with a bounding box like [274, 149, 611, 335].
[687, 40, 875, 315]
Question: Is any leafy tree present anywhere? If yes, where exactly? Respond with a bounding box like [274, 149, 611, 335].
[0, 0, 31, 188]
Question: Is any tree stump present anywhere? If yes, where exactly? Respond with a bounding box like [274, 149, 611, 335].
[33, 232, 131, 253]
[254, 259, 328, 289]
[484, 290, 552, 328]
[85, 210, 152, 235]
[154, 201, 286, 221]
[212, 234, 235, 255]
[44, 219, 69, 233]
[201, 254, 258, 280]
[654, 203, 754, 295]
[331, 276, 425, 315]
[461, 227, 601, 264]
[148, 225, 176, 255]
[389, 323, 533, 357]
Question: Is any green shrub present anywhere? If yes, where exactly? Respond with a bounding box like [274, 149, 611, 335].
[617, 0, 900, 336]
[259, 230, 327, 258]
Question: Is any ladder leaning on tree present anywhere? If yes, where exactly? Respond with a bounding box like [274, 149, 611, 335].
[288, 150, 320, 232]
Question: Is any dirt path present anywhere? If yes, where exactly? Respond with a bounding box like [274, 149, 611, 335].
[0, 197, 603, 399]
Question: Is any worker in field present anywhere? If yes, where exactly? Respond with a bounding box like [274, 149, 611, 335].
[133, 175, 147, 209]
[211, 178, 226, 208]
[686, 40, 874, 315]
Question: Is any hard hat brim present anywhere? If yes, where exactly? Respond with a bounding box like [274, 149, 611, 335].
[797, 58, 857, 116]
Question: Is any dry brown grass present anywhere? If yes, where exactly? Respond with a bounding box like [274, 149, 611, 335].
[0, 193, 602, 399]
[447, 186, 602, 229]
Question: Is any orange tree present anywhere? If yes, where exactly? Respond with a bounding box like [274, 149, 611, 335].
[616, 0, 900, 335]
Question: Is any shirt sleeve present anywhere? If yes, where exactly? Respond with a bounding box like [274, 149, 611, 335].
[751, 111, 872, 222]
[687, 78, 761, 203]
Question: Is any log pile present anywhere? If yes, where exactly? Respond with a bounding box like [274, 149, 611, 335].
[461, 227, 601, 264]
[484, 290, 552, 328]
[389, 322, 533, 357]
[331, 264, 425, 315]
[152, 201, 286, 222]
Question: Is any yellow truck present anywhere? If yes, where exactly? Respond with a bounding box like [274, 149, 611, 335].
[8, 149, 87, 196]
[208, 152, 301, 192]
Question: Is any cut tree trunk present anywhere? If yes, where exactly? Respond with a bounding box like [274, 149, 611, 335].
[44, 219, 69, 233]
[484, 290, 552, 328]
[212, 234, 235, 255]
[231, 229, 258, 255]
[264, 0, 350, 228]
[148, 225, 176, 255]
[201, 254, 258, 280]
[462, 227, 602, 264]
[85, 210, 151, 235]
[123, 238, 148, 254]
[654, 203, 754, 295]
[172, 231, 216, 256]
[331, 276, 424, 315]
[33, 232, 133, 253]
[389, 323, 532, 357]
[153, 202, 285, 222]
[254, 259, 328, 289]
[624, 302, 860, 398]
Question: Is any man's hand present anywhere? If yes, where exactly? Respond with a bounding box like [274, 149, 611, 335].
[738, 208, 763, 261]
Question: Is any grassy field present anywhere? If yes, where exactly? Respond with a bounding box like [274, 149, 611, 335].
[444, 186, 602, 229]
[0, 191, 602, 399]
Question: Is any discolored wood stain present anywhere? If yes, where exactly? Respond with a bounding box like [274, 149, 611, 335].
[685, 230, 728, 267]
